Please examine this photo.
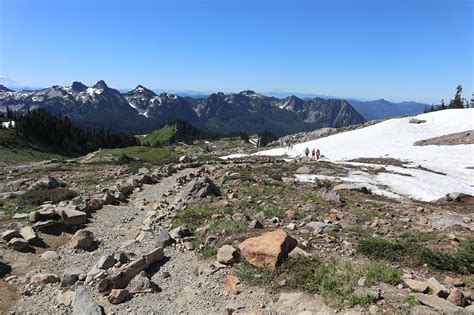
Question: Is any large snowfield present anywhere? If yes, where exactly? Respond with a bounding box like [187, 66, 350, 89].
[255, 109, 474, 201]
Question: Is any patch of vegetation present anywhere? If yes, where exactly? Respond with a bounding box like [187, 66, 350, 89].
[172, 205, 237, 229]
[359, 236, 474, 274]
[405, 295, 420, 307]
[303, 192, 325, 203]
[4, 204, 37, 219]
[262, 204, 286, 219]
[141, 124, 176, 147]
[208, 219, 247, 236]
[97, 146, 178, 165]
[237, 256, 400, 308]
[348, 294, 378, 308]
[18, 188, 78, 206]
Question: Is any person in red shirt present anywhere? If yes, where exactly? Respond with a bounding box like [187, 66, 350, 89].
[316, 149, 321, 160]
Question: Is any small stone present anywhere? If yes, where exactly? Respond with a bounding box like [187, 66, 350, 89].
[182, 241, 194, 250]
[126, 271, 158, 293]
[40, 251, 59, 261]
[107, 289, 129, 304]
[217, 245, 240, 264]
[248, 219, 263, 229]
[30, 273, 60, 284]
[94, 255, 116, 270]
[70, 229, 94, 249]
[288, 247, 311, 259]
[224, 274, 243, 295]
[404, 279, 428, 293]
[19, 226, 36, 242]
[60, 267, 82, 291]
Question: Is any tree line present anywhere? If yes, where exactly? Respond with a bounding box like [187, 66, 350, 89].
[2, 108, 139, 156]
[424, 85, 469, 113]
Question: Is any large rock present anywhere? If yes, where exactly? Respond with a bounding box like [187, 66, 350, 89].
[169, 225, 192, 239]
[156, 229, 176, 247]
[238, 230, 297, 269]
[2, 229, 20, 241]
[60, 206, 87, 225]
[272, 292, 333, 313]
[107, 289, 129, 304]
[73, 285, 103, 315]
[98, 247, 164, 293]
[8, 237, 28, 250]
[94, 255, 116, 270]
[426, 277, 448, 298]
[28, 176, 59, 191]
[19, 226, 36, 242]
[446, 288, 467, 307]
[0, 257, 12, 277]
[179, 177, 221, 201]
[126, 271, 158, 293]
[216, 245, 240, 264]
[414, 293, 462, 313]
[404, 279, 429, 293]
[70, 229, 94, 249]
[61, 267, 82, 291]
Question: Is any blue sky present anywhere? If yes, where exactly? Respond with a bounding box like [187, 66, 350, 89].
[0, 0, 472, 103]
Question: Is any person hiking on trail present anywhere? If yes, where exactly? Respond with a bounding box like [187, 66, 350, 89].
[316, 149, 321, 160]
[305, 147, 310, 157]
[311, 148, 316, 160]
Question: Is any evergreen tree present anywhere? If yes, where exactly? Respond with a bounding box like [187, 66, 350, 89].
[448, 85, 464, 109]
[439, 99, 446, 110]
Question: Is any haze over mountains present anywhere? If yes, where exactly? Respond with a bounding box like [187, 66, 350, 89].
[0, 80, 428, 135]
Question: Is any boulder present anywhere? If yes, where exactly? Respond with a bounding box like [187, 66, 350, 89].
[414, 293, 461, 313]
[107, 289, 129, 304]
[60, 206, 87, 225]
[445, 192, 466, 202]
[73, 285, 103, 315]
[2, 229, 20, 241]
[156, 229, 176, 248]
[238, 230, 297, 269]
[179, 177, 221, 201]
[60, 267, 82, 291]
[32, 220, 57, 230]
[426, 277, 448, 298]
[70, 229, 94, 249]
[98, 247, 164, 293]
[87, 199, 103, 212]
[0, 257, 12, 277]
[446, 288, 467, 307]
[126, 271, 158, 293]
[19, 226, 36, 242]
[444, 276, 464, 287]
[216, 245, 240, 264]
[94, 255, 116, 270]
[102, 193, 116, 205]
[8, 237, 28, 250]
[224, 274, 243, 295]
[30, 273, 60, 284]
[405, 279, 429, 293]
[28, 176, 59, 191]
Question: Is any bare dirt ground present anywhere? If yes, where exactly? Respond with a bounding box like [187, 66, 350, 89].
[414, 129, 474, 146]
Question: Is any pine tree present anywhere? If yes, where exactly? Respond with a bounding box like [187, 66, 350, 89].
[439, 99, 446, 110]
[448, 85, 464, 109]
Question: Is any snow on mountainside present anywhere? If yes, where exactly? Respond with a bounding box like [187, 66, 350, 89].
[255, 109, 474, 201]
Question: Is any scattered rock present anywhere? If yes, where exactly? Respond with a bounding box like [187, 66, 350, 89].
[60, 267, 82, 291]
[217, 245, 240, 264]
[332, 183, 370, 194]
[224, 274, 243, 295]
[446, 288, 467, 307]
[414, 293, 461, 313]
[238, 229, 297, 269]
[0, 258, 12, 277]
[70, 229, 94, 249]
[288, 247, 311, 259]
[182, 241, 194, 250]
[60, 206, 87, 225]
[170, 225, 192, 239]
[296, 166, 310, 174]
[126, 271, 158, 293]
[404, 279, 428, 293]
[107, 289, 129, 304]
[2, 229, 20, 241]
[273, 292, 333, 313]
[8, 237, 28, 250]
[179, 176, 221, 201]
[248, 219, 263, 229]
[30, 273, 60, 285]
[57, 290, 75, 306]
[28, 176, 59, 191]
[445, 192, 466, 202]
[426, 277, 448, 298]
[94, 254, 116, 270]
[444, 276, 464, 287]
[73, 285, 103, 315]
[19, 226, 36, 242]
[156, 229, 176, 248]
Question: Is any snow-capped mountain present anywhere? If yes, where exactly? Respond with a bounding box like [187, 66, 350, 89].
[0, 81, 366, 134]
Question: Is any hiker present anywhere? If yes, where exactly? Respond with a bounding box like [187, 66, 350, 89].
[305, 147, 309, 157]
[316, 149, 321, 160]
[311, 148, 316, 160]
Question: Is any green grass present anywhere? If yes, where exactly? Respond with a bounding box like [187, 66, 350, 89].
[172, 205, 237, 229]
[405, 295, 420, 307]
[3, 204, 37, 219]
[0, 129, 65, 164]
[262, 204, 286, 219]
[207, 219, 247, 236]
[140, 125, 176, 147]
[96, 146, 178, 164]
[18, 188, 78, 206]
[236, 256, 401, 308]
[359, 236, 474, 274]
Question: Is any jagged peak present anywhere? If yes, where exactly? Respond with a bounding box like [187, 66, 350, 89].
[71, 81, 88, 92]
[93, 80, 108, 89]
[0, 84, 13, 92]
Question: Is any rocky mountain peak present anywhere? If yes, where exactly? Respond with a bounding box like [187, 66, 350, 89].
[0, 84, 13, 92]
[93, 80, 108, 90]
[71, 81, 88, 92]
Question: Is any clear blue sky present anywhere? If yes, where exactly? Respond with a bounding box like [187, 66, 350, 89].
[1, 0, 472, 103]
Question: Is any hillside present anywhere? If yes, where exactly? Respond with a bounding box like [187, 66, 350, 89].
[256, 108, 474, 201]
[349, 99, 428, 120]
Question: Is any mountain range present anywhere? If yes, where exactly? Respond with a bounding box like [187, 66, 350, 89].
[0, 81, 367, 135]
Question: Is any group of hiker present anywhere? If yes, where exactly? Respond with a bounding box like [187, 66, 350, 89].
[305, 147, 321, 160]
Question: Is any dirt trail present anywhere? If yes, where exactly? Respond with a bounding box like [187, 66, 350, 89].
[9, 165, 274, 314]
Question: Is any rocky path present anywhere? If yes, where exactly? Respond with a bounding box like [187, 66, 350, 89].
[8, 165, 274, 314]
